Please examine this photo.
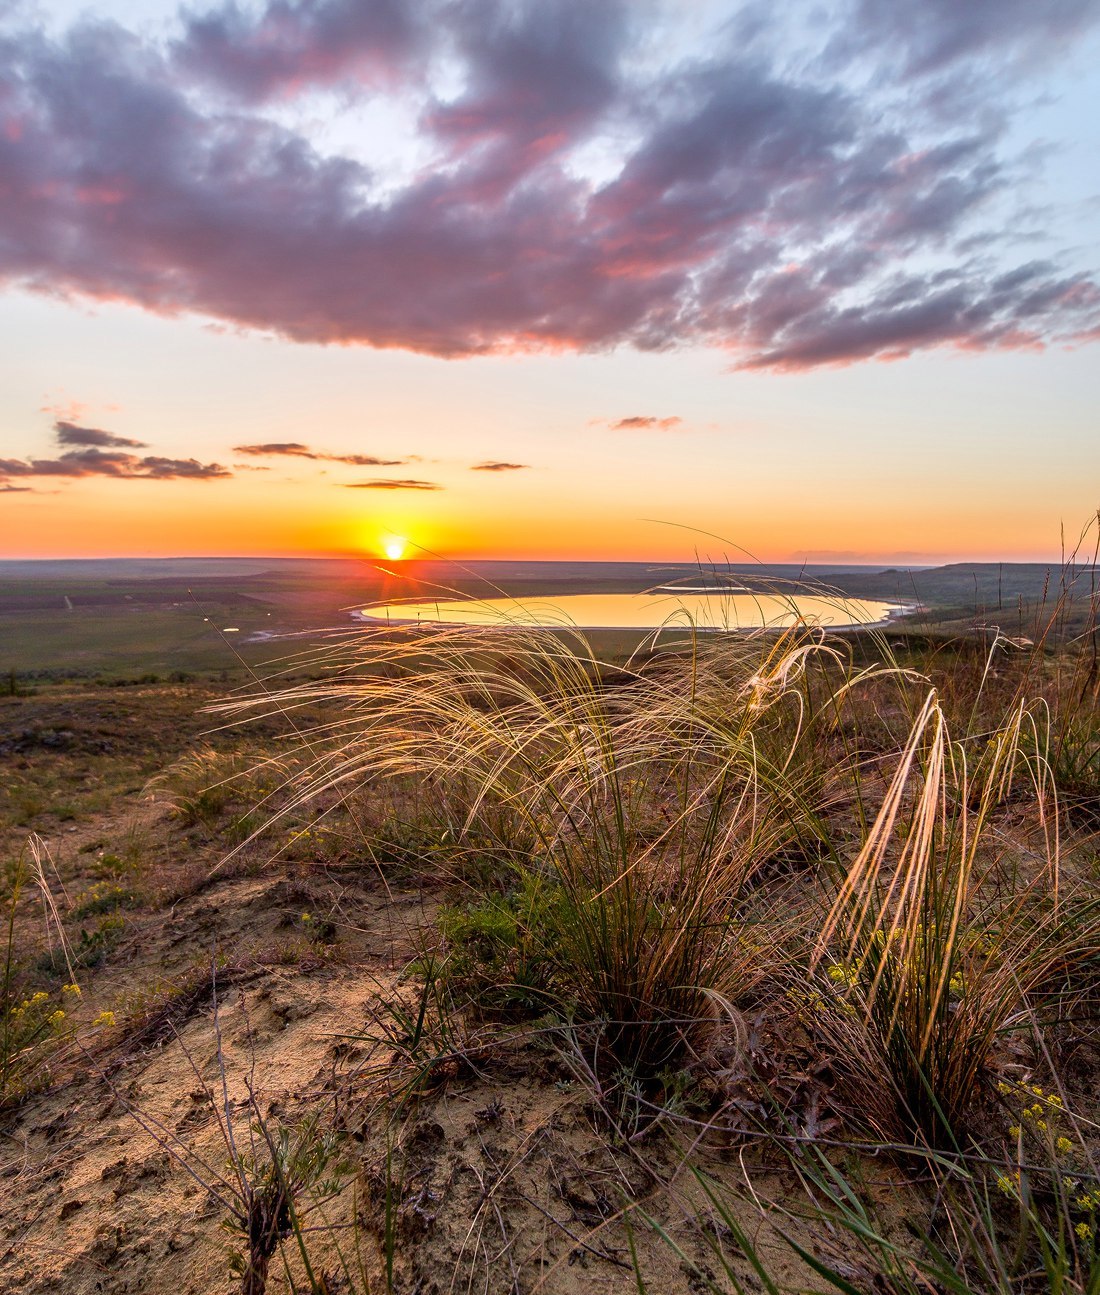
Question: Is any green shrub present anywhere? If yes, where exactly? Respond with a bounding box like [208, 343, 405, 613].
[437, 876, 563, 1018]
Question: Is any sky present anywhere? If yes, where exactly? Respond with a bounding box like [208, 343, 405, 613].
[1, 0, 1098, 564]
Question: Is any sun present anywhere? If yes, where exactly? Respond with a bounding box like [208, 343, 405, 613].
[383, 536, 408, 561]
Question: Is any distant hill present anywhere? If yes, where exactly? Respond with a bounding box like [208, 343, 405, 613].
[2, 556, 1095, 610]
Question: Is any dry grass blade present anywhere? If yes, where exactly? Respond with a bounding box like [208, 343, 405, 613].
[814, 685, 1100, 1142]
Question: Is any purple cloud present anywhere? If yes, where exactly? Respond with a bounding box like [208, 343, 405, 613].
[0, 3, 1096, 370]
[344, 478, 441, 490]
[742, 263, 1100, 370]
[471, 461, 530, 471]
[0, 449, 231, 479]
[174, 0, 424, 102]
[425, 0, 633, 198]
[232, 441, 316, 457]
[843, 0, 1100, 79]
[609, 416, 682, 431]
[54, 419, 147, 448]
[233, 441, 406, 465]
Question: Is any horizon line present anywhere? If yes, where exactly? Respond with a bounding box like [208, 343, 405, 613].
[1, 553, 1095, 569]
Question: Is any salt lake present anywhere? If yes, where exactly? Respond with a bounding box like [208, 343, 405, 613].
[357, 589, 901, 631]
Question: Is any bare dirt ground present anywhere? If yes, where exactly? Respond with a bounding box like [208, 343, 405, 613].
[1, 684, 840, 1295]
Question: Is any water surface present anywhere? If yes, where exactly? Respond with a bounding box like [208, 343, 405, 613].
[358, 590, 899, 631]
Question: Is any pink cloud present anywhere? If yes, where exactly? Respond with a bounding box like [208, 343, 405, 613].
[608, 416, 683, 431]
[0, 2, 1096, 370]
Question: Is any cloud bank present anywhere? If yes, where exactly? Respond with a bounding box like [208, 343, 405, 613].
[0, 0, 1096, 369]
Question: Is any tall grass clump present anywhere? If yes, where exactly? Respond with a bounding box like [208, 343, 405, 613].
[816, 687, 1100, 1144]
[222, 613, 885, 1082]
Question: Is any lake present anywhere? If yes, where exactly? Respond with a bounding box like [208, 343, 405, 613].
[356, 589, 901, 631]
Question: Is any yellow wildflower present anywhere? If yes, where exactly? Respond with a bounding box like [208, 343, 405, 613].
[1076, 1222, 1092, 1242]
[1008, 1125, 1022, 1139]
[62, 983, 81, 997]
[1057, 1137, 1073, 1154]
[92, 1010, 116, 1028]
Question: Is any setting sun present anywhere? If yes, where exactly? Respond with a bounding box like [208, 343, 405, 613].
[383, 536, 408, 561]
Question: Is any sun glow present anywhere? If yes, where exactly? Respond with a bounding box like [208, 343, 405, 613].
[383, 536, 408, 560]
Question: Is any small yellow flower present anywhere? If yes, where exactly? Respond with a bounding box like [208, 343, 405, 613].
[1057, 1137, 1073, 1154]
[996, 1081, 1012, 1095]
[62, 983, 81, 997]
[1076, 1222, 1092, 1242]
[1008, 1125, 1022, 1139]
[996, 1175, 1017, 1197]
[301, 912, 312, 924]
[1036, 1119, 1048, 1133]
[92, 1010, 116, 1028]
[48, 1009, 65, 1028]
[1048, 1094, 1064, 1108]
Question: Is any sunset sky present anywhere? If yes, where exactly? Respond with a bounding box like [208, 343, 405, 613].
[1, 0, 1098, 563]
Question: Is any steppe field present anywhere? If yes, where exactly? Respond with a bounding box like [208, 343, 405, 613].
[2, 557, 1099, 1294]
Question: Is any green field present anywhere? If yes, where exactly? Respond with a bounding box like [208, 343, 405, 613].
[1, 556, 1097, 682]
